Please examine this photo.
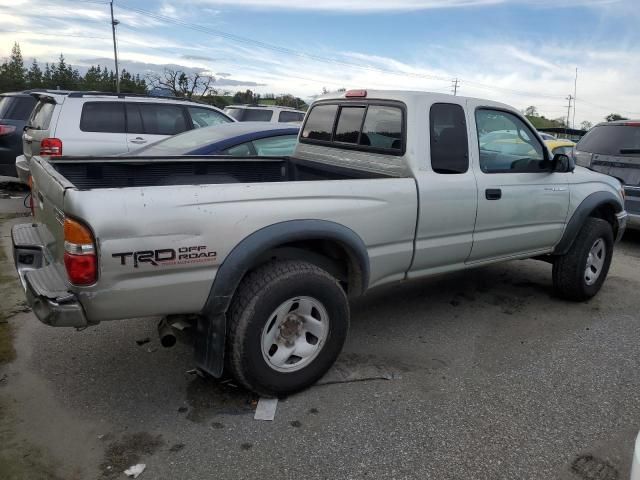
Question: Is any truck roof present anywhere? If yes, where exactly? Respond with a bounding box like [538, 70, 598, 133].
[316, 89, 512, 110]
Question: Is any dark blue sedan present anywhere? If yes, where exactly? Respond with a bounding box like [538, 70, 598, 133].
[131, 122, 299, 157]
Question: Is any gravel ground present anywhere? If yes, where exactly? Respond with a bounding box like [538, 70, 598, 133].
[1, 211, 640, 480]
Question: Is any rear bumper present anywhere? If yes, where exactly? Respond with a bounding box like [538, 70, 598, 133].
[12, 223, 88, 328]
[15, 155, 29, 184]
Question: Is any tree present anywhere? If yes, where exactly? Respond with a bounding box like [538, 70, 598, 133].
[0, 42, 27, 91]
[26, 59, 43, 88]
[524, 106, 538, 117]
[232, 89, 260, 105]
[606, 113, 628, 122]
[147, 68, 215, 99]
[580, 120, 593, 131]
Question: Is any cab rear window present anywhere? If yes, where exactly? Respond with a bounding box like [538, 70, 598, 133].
[301, 102, 404, 155]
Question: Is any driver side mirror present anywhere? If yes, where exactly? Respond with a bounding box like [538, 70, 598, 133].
[552, 153, 575, 173]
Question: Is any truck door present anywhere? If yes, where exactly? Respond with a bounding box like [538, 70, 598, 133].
[466, 102, 570, 262]
[408, 101, 478, 278]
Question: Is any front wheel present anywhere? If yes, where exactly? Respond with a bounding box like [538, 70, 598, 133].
[552, 217, 614, 301]
[227, 260, 349, 396]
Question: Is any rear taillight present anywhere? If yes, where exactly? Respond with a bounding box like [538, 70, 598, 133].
[0, 124, 16, 136]
[40, 137, 63, 156]
[63, 217, 97, 285]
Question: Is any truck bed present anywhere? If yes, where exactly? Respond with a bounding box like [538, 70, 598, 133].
[47, 155, 392, 190]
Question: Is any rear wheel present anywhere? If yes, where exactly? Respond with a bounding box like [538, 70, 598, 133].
[227, 260, 349, 396]
[552, 217, 613, 301]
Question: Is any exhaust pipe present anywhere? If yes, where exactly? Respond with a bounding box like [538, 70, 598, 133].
[158, 318, 177, 348]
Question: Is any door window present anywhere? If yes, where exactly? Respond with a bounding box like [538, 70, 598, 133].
[127, 103, 189, 135]
[475, 109, 547, 173]
[80, 102, 126, 133]
[188, 107, 232, 128]
[223, 142, 255, 156]
[430, 103, 469, 174]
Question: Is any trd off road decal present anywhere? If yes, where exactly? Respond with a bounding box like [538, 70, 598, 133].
[112, 246, 217, 268]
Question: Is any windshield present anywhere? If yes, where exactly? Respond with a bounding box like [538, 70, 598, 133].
[224, 108, 273, 122]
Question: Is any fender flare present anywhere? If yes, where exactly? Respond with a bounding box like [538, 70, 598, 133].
[194, 219, 370, 377]
[554, 191, 623, 255]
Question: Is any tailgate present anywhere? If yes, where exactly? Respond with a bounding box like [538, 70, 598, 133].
[590, 154, 640, 185]
[29, 156, 74, 262]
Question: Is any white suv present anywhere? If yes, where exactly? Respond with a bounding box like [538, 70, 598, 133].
[16, 92, 234, 183]
[223, 105, 305, 123]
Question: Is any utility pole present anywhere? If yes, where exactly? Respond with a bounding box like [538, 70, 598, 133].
[565, 95, 573, 129]
[572, 67, 578, 129]
[451, 78, 459, 96]
[110, 1, 120, 93]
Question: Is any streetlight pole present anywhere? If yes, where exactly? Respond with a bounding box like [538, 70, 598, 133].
[110, 1, 120, 93]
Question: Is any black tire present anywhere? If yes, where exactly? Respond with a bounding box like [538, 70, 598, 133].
[552, 217, 614, 301]
[227, 260, 349, 396]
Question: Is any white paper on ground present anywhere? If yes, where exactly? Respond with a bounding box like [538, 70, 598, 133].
[124, 463, 146, 478]
[254, 397, 278, 421]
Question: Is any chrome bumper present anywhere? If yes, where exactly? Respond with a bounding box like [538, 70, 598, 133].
[15, 155, 30, 184]
[12, 223, 88, 328]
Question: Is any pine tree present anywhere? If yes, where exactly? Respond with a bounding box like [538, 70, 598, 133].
[0, 42, 27, 91]
[43, 63, 53, 88]
[26, 59, 43, 88]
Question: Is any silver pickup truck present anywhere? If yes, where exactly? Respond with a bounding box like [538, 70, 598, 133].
[12, 90, 627, 396]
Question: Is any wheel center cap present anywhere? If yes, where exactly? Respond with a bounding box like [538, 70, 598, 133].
[279, 314, 303, 345]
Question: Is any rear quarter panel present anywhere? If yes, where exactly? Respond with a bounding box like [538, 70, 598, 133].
[64, 178, 417, 322]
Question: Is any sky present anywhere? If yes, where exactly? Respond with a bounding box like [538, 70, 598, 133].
[1, 0, 639, 125]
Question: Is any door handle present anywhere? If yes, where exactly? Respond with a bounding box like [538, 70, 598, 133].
[485, 188, 502, 200]
[130, 137, 147, 144]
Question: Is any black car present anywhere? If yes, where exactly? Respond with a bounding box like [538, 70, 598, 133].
[0, 92, 37, 178]
[575, 120, 640, 227]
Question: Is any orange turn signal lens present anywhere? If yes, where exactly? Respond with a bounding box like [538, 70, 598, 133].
[64, 218, 94, 245]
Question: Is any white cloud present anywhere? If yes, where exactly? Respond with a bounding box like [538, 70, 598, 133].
[189, 0, 622, 11]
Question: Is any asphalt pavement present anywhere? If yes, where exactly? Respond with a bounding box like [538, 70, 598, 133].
[1, 206, 639, 480]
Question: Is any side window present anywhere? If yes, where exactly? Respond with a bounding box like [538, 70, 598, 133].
[334, 106, 366, 144]
[278, 111, 304, 123]
[223, 142, 255, 156]
[188, 107, 231, 128]
[80, 102, 126, 133]
[301, 104, 338, 141]
[28, 100, 55, 130]
[251, 135, 298, 156]
[243, 109, 273, 122]
[475, 109, 546, 173]
[136, 104, 189, 135]
[360, 105, 402, 150]
[430, 103, 468, 174]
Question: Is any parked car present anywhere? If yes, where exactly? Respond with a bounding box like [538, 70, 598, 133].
[224, 104, 305, 123]
[0, 91, 37, 178]
[13, 90, 627, 396]
[538, 132, 576, 157]
[131, 122, 299, 157]
[575, 120, 640, 227]
[15, 92, 234, 183]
